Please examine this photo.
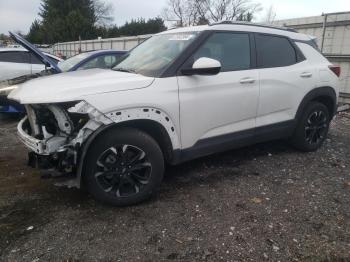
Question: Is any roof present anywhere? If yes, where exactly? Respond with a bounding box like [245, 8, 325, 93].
[210, 21, 297, 32]
[0, 47, 27, 52]
[158, 22, 312, 41]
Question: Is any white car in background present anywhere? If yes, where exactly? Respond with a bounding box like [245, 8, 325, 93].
[0, 32, 127, 114]
[0, 47, 62, 81]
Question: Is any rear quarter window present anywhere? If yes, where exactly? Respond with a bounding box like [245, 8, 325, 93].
[256, 34, 297, 68]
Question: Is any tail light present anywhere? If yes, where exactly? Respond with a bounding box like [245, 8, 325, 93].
[329, 65, 341, 77]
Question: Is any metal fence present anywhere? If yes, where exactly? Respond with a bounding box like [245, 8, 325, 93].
[50, 34, 152, 58]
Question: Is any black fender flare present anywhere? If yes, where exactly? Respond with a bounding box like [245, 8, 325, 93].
[295, 86, 337, 122]
[75, 123, 115, 188]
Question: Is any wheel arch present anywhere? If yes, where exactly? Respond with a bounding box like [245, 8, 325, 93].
[295, 86, 337, 122]
[76, 117, 179, 188]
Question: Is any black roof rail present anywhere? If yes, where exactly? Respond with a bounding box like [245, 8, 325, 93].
[210, 21, 298, 33]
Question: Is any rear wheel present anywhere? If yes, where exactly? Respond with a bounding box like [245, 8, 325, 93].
[84, 127, 164, 206]
[291, 102, 330, 152]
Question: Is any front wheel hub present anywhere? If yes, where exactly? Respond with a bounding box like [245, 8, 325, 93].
[94, 144, 152, 197]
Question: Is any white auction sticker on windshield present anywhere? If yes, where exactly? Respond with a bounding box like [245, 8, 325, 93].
[169, 34, 195, 41]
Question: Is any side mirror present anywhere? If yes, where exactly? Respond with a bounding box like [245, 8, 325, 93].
[182, 57, 221, 76]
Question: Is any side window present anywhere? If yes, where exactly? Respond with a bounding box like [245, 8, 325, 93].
[0, 51, 29, 63]
[30, 53, 43, 65]
[256, 34, 297, 68]
[79, 55, 115, 70]
[192, 32, 251, 72]
[103, 55, 117, 68]
[79, 57, 99, 70]
[111, 54, 125, 67]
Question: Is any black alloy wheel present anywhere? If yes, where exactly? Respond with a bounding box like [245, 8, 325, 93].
[94, 144, 152, 197]
[291, 101, 330, 152]
[304, 110, 328, 145]
[84, 127, 164, 206]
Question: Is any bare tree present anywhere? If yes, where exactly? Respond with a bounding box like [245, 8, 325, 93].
[200, 0, 261, 22]
[262, 5, 276, 24]
[93, 0, 114, 26]
[162, 0, 200, 27]
[162, 0, 261, 26]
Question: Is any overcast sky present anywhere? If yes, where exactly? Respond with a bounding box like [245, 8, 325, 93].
[0, 0, 349, 34]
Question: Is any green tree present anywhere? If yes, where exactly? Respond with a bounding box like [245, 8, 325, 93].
[38, 0, 96, 44]
[26, 0, 167, 44]
[27, 19, 43, 44]
[118, 18, 167, 37]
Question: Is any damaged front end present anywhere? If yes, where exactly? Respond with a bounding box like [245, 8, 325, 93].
[18, 101, 112, 187]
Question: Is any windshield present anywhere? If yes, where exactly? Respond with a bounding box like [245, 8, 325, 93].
[113, 32, 200, 77]
[57, 52, 91, 72]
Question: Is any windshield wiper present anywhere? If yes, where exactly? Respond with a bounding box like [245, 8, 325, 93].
[113, 67, 136, 74]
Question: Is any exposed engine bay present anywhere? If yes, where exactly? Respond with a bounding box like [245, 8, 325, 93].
[18, 101, 113, 187]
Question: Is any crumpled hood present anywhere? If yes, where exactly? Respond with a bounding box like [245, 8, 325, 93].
[8, 69, 155, 104]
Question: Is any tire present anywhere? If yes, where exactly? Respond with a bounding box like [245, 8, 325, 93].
[84, 127, 164, 206]
[291, 101, 330, 152]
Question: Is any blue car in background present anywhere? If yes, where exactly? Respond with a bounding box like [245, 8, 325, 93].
[57, 49, 127, 72]
[0, 32, 127, 113]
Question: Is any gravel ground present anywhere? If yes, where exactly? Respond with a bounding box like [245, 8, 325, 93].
[0, 112, 349, 262]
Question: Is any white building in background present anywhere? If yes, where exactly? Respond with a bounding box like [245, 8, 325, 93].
[275, 11, 350, 103]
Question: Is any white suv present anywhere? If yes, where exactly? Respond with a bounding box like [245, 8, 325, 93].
[9, 22, 340, 206]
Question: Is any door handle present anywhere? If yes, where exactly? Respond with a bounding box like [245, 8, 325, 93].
[300, 72, 312, 78]
[240, 77, 255, 84]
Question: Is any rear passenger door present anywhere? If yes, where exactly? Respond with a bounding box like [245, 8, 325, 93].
[255, 34, 315, 128]
[178, 32, 259, 149]
[0, 51, 31, 81]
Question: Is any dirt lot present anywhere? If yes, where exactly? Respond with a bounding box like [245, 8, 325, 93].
[0, 112, 349, 262]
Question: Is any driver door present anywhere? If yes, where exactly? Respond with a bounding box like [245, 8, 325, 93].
[177, 32, 259, 150]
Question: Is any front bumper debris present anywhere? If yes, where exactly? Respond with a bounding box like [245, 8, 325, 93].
[16, 102, 112, 188]
[17, 116, 67, 155]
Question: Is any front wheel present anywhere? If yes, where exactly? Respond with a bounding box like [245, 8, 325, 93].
[84, 127, 164, 206]
[291, 102, 331, 152]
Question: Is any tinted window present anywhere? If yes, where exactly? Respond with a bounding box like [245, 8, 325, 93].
[103, 55, 117, 68]
[30, 53, 43, 64]
[79, 56, 99, 70]
[57, 52, 91, 72]
[256, 34, 297, 68]
[193, 32, 251, 72]
[111, 54, 125, 67]
[79, 55, 119, 70]
[30, 53, 60, 65]
[0, 51, 29, 63]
